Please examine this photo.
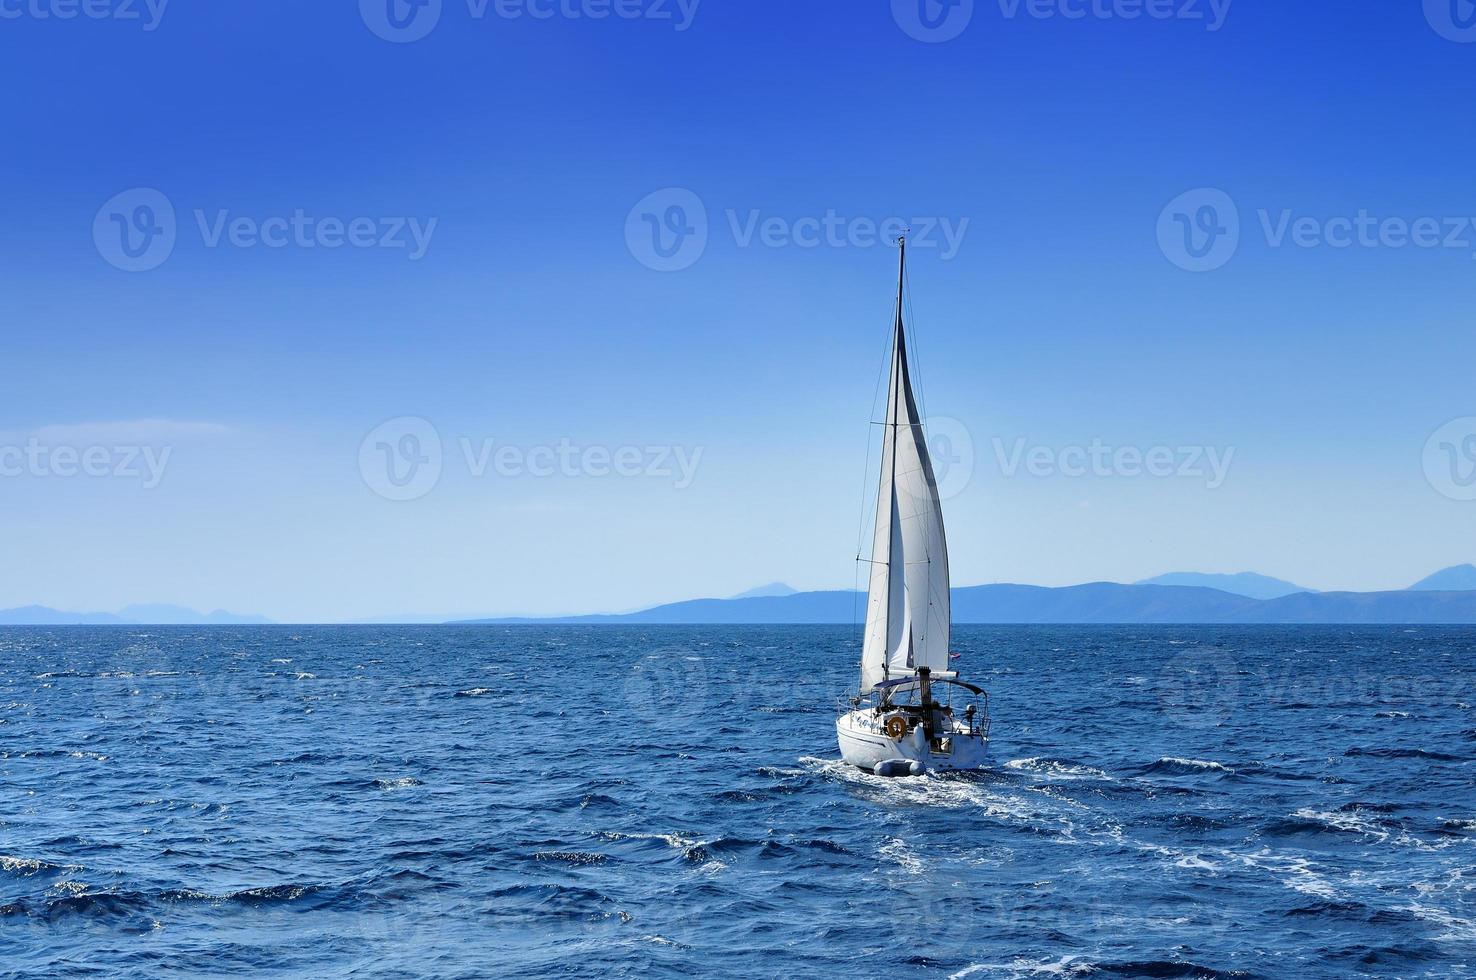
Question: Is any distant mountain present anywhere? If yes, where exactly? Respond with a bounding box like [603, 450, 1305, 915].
[460, 582, 1476, 626]
[1408, 564, 1476, 592]
[0, 606, 130, 626]
[1135, 572, 1314, 600]
[0, 605, 272, 625]
[118, 604, 273, 625]
[730, 582, 798, 600]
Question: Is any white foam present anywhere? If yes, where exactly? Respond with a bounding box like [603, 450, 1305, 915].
[798, 757, 1088, 838]
[949, 957, 1093, 978]
[1292, 807, 1389, 842]
[1005, 757, 1111, 781]
[879, 836, 925, 876]
[1401, 902, 1476, 942]
[1158, 756, 1233, 773]
[1229, 848, 1339, 899]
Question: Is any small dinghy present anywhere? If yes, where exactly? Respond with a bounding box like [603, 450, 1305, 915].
[836, 237, 990, 775]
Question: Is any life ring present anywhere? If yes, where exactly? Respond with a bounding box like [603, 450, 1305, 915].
[884, 716, 908, 740]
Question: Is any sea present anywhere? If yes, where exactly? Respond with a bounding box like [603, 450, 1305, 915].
[1, 625, 1473, 979]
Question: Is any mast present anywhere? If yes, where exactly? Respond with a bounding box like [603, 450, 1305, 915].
[859, 233, 949, 697]
[882, 237, 906, 692]
[864, 236, 909, 697]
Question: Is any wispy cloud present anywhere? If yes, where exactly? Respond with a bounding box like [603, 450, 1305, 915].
[2, 419, 230, 445]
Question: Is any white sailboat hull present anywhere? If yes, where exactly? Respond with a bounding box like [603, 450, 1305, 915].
[835, 708, 988, 773]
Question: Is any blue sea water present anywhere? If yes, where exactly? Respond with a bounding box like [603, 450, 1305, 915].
[1, 624, 1473, 979]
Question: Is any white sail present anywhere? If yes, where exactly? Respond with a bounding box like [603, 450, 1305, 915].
[860, 245, 951, 695]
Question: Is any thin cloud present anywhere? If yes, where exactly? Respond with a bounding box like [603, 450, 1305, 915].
[4, 419, 231, 445]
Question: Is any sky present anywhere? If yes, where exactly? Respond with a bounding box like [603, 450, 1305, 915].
[2, 0, 1475, 621]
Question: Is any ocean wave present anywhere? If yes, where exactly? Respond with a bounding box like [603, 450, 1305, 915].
[1263, 808, 1395, 842]
[1138, 757, 1235, 776]
[6, 623, 1475, 976]
[1005, 757, 1111, 781]
[1, 882, 329, 921]
[950, 958, 1247, 978]
[0, 855, 81, 878]
[1345, 746, 1465, 762]
[532, 850, 608, 865]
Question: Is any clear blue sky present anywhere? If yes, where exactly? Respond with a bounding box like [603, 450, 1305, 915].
[3, 1, 1474, 621]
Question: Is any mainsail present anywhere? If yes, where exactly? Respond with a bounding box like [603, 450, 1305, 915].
[860, 240, 951, 695]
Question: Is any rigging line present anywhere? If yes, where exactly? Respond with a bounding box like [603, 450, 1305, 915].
[854, 269, 902, 563]
[852, 278, 899, 652]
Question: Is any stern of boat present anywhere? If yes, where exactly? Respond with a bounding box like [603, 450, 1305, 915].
[836, 697, 989, 773]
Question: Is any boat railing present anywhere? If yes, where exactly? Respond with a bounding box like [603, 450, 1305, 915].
[962, 691, 991, 738]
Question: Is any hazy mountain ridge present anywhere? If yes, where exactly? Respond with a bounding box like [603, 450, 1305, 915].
[1408, 564, 1476, 592]
[465, 581, 1476, 625]
[1135, 571, 1314, 600]
[0, 605, 272, 626]
[7, 568, 1476, 626]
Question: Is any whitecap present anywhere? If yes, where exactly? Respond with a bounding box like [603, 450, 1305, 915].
[1005, 757, 1111, 781]
[1156, 756, 1233, 773]
[879, 836, 925, 875]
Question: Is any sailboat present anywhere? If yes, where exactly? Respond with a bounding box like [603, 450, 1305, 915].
[835, 236, 990, 776]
